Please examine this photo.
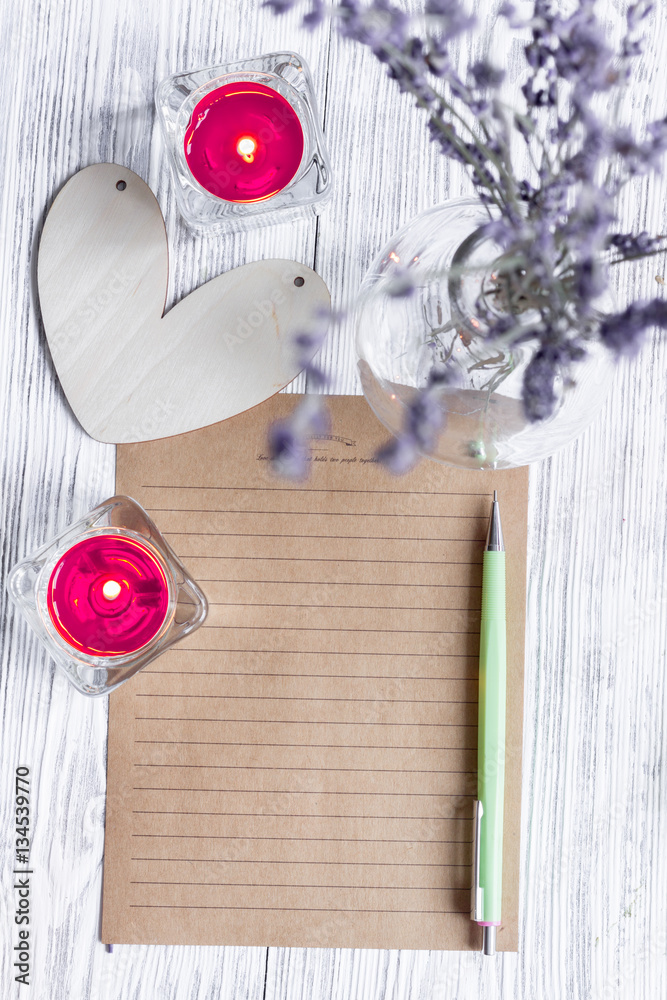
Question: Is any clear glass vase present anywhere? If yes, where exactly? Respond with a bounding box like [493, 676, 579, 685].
[355, 198, 616, 470]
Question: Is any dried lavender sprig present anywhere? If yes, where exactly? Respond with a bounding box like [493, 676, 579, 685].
[267, 307, 335, 476]
[268, 394, 331, 478]
[265, 0, 667, 465]
[266, 0, 516, 211]
[375, 362, 453, 473]
[606, 231, 667, 264]
[599, 298, 667, 356]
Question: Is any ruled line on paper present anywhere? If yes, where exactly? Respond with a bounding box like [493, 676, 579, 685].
[132, 811, 473, 819]
[128, 906, 467, 913]
[131, 858, 469, 866]
[134, 695, 478, 703]
[134, 740, 472, 747]
[182, 557, 483, 564]
[194, 580, 483, 587]
[143, 672, 477, 679]
[146, 507, 489, 517]
[160, 650, 478, 656]
[193, 627, 480, 634]
[132, 787, 476, 796]
[131, 835, 471, 843]
[134, 719, 479, 727]
[131, 881, 469, 888]
[133, 764, 478, 773]
[165, 531, 485, 541]
[141, 485, 493, 496]
[206, 603, 477, 610]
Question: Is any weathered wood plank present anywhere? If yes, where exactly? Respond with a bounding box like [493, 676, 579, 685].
[2, 0, 667, 998]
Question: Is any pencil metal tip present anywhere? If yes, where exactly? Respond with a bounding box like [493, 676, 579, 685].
[493, 489, 497, 502]
[483, 926, 497, 957]
[485, 494, 504, 552]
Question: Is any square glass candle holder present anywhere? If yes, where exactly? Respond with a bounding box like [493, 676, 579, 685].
[156, 51, 332, 233]
[7, 496, 208, 697]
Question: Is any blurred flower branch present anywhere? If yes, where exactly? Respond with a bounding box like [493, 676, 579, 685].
[267, 0, 667, 472]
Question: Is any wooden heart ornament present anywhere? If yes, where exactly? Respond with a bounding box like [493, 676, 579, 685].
[37, 164, 330, 443]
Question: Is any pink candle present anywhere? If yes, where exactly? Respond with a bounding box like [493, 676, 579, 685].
[184, 80, 305, 202]
[46, 534, 171, 657]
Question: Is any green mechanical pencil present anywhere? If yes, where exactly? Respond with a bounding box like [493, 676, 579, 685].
[471, 490, 506, 957]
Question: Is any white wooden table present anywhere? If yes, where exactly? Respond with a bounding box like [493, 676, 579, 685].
[2, 1, 666, 997]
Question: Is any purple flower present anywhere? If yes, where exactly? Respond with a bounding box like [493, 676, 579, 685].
[608, 231, 666, 256]
[376, 434, 420, 474]
[563, 187, 615, 255]
[262, 0, 297, 11]
[405, 390, 443, 450]
[498, 2, 517, 23]
[376, 363, 455, 470]
[553, 16, 615, 91]
[521, 346, 560, 422]
[267, 422, 310, 479]
[563, 123, 609, 182]
[303, 0, 325, 28]
[626, 1, 653, 32]
[290, 306, 331, 387]
[599, 299, 667, 356]
[642, 117, 667, 170]
[335, 0, 410, 51]
[573, 257, 607, 305]
[427, 116, 463, 161]
[385, 268, 416, 297]
[425, 38, 451, 78]
[469, 60, 505, 90]
[268, 396, 330, 478]
[425, 0, 476, 38]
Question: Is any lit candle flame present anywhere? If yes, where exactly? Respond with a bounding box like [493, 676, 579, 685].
[102, 580, 122, 601]
[236, 136, 257, 163]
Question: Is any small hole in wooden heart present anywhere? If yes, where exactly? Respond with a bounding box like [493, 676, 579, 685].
[294, 276, 305, 287]
[116, 180, 127, 191]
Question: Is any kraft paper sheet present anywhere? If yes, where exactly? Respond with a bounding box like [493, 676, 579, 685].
[102, 395, 528, 950]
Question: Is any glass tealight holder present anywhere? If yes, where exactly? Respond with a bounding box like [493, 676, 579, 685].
[7, 496, 208, 697]
[156, 51, 332, 233]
